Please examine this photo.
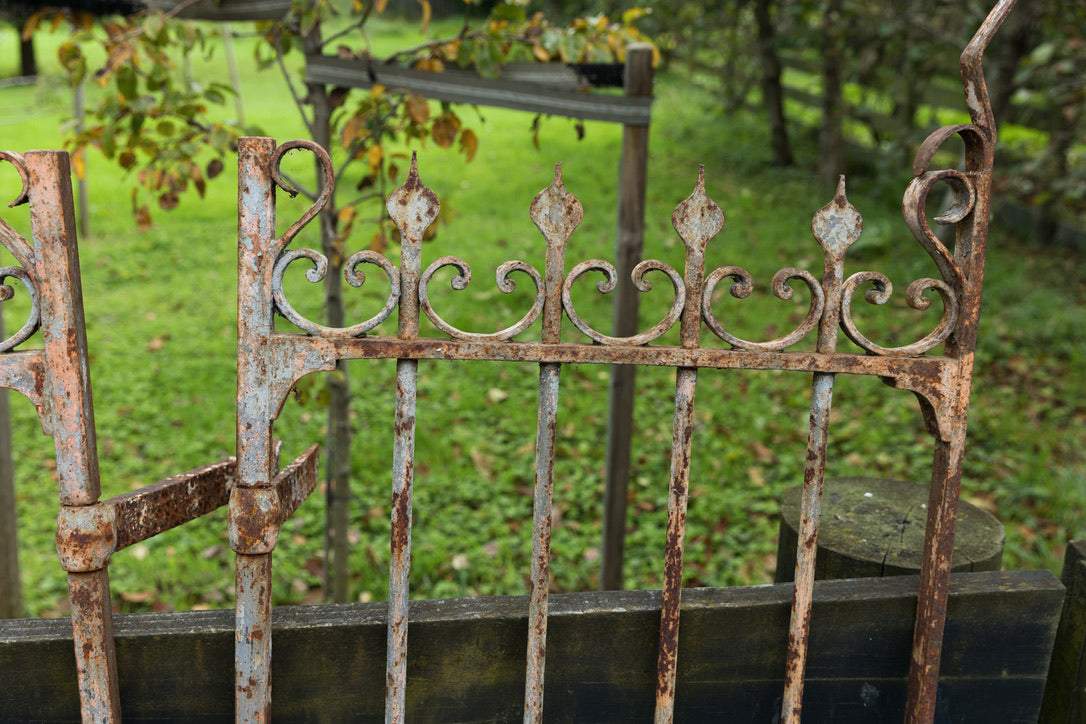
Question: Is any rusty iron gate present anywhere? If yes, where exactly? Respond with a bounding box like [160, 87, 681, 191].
[1, 0, 1016, 721]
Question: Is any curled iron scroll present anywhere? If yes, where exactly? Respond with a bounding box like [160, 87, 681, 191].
[272, 247, 400, 337]
[269, 140, 403, 336]
[269, 140, 335, 259]
[561, 258, 685, 345]
[420, 257, 545, 341]
[0, 151, 40, 351]
[839, 272, 959, 356]
[701, 266, 824, 351]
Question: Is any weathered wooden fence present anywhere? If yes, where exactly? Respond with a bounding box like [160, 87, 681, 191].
[0, 1, 1076, 722]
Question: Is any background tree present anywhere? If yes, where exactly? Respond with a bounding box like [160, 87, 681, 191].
[646, 0, 1082, 236]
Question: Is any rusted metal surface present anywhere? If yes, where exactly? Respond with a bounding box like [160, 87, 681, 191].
[780, 177, 863, 721]
[523, 170, 581, 721]
[0, 152, 275, 723]
[111, 457, 237, 551]
[0, 149, 124, 722]
[0, 1, 1015, 721]
[238, 4, 1015, 713]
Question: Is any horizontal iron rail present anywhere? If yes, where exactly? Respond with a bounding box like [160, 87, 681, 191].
[264, 332, 956, 377]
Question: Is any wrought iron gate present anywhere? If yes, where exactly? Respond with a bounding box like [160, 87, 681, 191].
[1, 0, 1016, 721]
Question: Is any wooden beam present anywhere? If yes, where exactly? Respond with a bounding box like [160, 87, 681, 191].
[1040, 540, 1086, 722]
[0, 570, 1061, 721]
[304, 56, 653, 126]
[601, 44, 654, 590]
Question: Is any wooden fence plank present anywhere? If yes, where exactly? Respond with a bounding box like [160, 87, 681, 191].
[0, 570, 1061, 722]
[1040, 540, 1086, 722]
[304, 56, 653, 126]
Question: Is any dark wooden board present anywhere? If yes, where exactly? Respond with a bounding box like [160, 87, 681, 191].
[304, 56, 653, 127]
[1040, 540, 1086, 722]
[0, 570, 1061, 722]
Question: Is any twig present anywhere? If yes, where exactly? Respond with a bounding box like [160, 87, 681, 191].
[272, 26, 318, 140]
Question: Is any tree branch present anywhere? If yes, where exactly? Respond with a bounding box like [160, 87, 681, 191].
[272, 26, 318, 139]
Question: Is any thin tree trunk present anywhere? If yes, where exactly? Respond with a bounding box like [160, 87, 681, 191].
[819, 0, 846, 190]
[1032, 122, 1074, 243]
[19, 33, 36, 78]
[303, 24, 353, 604]
[755, 0, 793, 166]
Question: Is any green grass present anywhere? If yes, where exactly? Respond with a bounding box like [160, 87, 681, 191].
[1, 15, 1084, 616]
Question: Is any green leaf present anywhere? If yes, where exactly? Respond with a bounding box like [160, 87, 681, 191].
[204, 88, 226, 105]
[488, 3, 527, 23]
[116, 65, 138, 101]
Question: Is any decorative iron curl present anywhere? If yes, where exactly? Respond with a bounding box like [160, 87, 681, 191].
[268, 140, 404, 337]
[0, 151, 35, 268]
[269, 140, 335, 260]
[0, 151, 40, 351]
[0, 151, 29, 208]
[701, 266, 824, 351]
[839, 272, 959, 356]
[271, 247, 400, 337]
[561, 258, 684, 345]
[901, 164, 974, 292]
[420, 257, 544, 341]
[0, 266, 40, 352]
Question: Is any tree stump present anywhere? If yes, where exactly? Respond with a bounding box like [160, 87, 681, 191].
[775, 476, 1005, 583]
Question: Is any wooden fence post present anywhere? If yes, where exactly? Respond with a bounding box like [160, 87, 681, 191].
[600, 43, 653, 591]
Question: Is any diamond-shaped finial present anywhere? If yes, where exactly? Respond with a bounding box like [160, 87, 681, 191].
[530, 164, 583, 245]
[386, 153, 440, 239]
[672, 167, 725, 253]
[812, 176, 862, 258]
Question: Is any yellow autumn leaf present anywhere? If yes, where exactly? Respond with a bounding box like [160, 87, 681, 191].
[459, 128, 478, 163]
[369, 231, 388, 253]
[338, 205, 357, 225]
[135, 205, 152, 233]
[375, 0, 389, 12]
[415, 57, 444, 73]
[405, 94, 430, 125]
[21, 10, 47, 41]
[418, 0, 431, 34]
[71, 149, 86, 180]
[338, 205, 357, 237]
[430, 115, 459, 148]
[340, 114, 362, 148]
[367, 144, 383, 174]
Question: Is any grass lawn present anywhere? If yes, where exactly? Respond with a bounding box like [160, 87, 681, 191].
[0, 13, 1083, 616]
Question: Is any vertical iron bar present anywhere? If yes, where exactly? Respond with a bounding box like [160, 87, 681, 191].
[523, 167, 579, 722]
[905, 435, 966, 724]
[235, 553, 273, 721]
[383, 156, 436, 724]
[524, 362, 559, 723]
[27, 150, 117, 722]
[653, 366, 696, 724]
[0, 253, 20, 620]
[781, 178, 860, 722]
[781, 371, 833, 723]
[386, 358, 417, 724]
[234, 136, 277, 723]
[653, 169, 718, 723]
[905, 4, 1016, 715]
[66, 570, 119, 723]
